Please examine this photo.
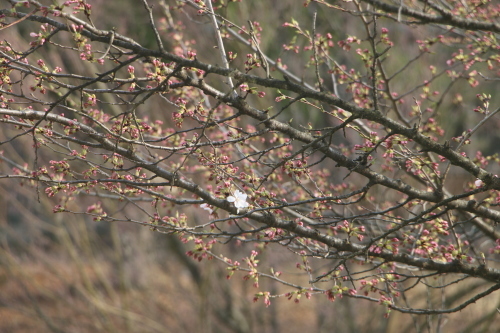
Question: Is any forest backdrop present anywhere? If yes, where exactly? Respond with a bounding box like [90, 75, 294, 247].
[0, 0, 499, 332]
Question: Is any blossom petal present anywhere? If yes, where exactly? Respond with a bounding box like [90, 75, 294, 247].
[237, 201, 249, 209]
[200, 203, 213, 214]
[234, 190, 246, 200]
[228, 190, 249, 210]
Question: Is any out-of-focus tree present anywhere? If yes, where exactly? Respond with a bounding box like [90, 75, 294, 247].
[0, 0, 499, 330]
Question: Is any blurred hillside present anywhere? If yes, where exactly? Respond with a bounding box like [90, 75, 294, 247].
[0, 0, 499, 332]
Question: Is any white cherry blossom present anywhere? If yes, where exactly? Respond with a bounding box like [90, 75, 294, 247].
[200, 203, 213, 214]
[227, 190, 249, 213]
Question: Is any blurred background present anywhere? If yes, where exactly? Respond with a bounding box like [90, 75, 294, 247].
[1, 0, 499, 332]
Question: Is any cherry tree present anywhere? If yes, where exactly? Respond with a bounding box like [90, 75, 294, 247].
[1, 0, 499, 323]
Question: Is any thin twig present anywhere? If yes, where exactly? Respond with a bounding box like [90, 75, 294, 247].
[312, 12, 324, 92]
[248, 20, 270, 79]
[141, 0, 165, 51]
[205, 0, 236, 94]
